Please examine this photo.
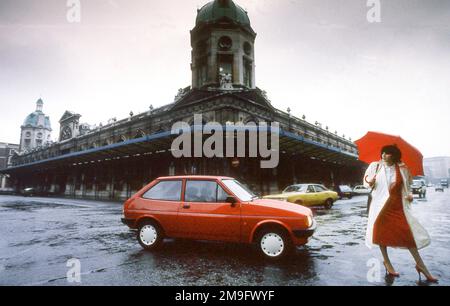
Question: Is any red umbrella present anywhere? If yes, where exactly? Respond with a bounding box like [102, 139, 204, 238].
[355, 131, 424, 177]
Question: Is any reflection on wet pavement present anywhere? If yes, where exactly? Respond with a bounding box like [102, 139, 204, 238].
[0, 191, 448, 286]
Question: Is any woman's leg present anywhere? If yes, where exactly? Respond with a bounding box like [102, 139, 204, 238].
[409, 248, 436, 279]
[380, 246, 397, 273]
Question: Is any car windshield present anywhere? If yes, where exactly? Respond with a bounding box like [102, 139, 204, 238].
[412, 180, 423, 186]
[222, 179, 257, 202]
[283, 185, 307, 193]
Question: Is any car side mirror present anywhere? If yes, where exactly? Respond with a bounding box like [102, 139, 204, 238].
[226, 196, 238, 207]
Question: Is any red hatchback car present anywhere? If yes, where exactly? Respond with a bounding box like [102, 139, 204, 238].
[122, 176, 316, 259]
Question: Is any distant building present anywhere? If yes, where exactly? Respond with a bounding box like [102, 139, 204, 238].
[20, 99, 52, 152]
[0, 142, 19, 192]
[424, 157, 450, 181]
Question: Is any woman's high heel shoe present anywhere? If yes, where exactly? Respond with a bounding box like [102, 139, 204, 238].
[415, 265, 438, 283]
[384, 262, 400, 277]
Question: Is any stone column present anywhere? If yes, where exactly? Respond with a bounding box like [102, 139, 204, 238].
[209, 36, 218, 84]
[80, 173, 85, 198]
[65, 175, 75, 197]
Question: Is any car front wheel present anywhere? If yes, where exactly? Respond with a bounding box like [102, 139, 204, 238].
[137, 221, 163, 250]
[257, 228, 292, 260]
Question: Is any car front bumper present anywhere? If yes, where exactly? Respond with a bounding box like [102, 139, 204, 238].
[121, 218, 136, 228]
[293, 220, 317, 239]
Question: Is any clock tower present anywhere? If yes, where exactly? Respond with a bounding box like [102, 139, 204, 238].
[20, 99, 52, 152]
[191, 0, 256, 90]
[59, 111, 81, 142]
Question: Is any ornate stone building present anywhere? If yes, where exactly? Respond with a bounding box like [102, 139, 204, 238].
[2, 0, 364, 200]
[19, 99, 52, 152]
[0, 142, 19, 193]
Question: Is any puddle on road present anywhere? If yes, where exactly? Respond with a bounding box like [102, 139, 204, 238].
[1, 201, 76, 212]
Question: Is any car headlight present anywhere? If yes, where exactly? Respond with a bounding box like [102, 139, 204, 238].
[307, 216, 313, 228]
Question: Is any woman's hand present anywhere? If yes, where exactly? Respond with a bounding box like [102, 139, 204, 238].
[405, 194, 414, 203]
[368, 178, 376, 188]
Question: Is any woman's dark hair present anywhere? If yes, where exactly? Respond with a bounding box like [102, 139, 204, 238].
[381, 145, 402, 163]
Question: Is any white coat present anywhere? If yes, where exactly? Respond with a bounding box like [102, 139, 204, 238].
[364, 161, 431, 250]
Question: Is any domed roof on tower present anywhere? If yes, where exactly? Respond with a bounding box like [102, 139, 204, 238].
[22, 98, 52, 131]
[196, 0, 251, 28]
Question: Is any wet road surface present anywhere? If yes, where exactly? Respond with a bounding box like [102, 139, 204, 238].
[0, 189, 448, 286]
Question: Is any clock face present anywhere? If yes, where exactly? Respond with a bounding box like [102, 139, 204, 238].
[218, 36, 232, 51]
[61, 126, 72, 141]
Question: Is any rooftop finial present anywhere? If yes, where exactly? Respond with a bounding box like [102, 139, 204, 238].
[36, 98, 43, 112]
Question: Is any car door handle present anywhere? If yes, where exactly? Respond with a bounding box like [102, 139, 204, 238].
[183, 204, 191, 209]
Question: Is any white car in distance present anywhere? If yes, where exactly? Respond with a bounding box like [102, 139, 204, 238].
[353, 185, 371, 195]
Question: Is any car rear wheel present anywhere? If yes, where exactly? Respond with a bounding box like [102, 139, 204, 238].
[257, 228, 292, 260]
[325, 199, 334, 209]
[137, 221, 163, 250]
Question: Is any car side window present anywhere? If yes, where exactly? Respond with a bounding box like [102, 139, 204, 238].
[284, 186, 296, 193]
[217, 184, 230, 202]
[185, 180, 219, 203]
[142, 180, 182, 201]
[314, 185, 326, 192]
[307, 185, 315, 193]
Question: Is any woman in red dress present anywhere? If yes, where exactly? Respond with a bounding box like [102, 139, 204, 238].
[366, 145, 438, 282]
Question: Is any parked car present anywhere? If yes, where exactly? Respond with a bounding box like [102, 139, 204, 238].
[411, 180, 427, 198]
[336, 185, 353, 199]
[21, 188, 52, 197]
[122, 176, 316, 260]
[435, 185, 445, 192]
[353, 185, 371, 195]
[22, 187, 37, 197]
[0, 188, 16, 195]
[263, 184, 339, 209]
[441, 179, 449, 189]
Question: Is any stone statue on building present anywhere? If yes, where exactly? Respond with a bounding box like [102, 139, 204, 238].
[219, 72, 233, 90]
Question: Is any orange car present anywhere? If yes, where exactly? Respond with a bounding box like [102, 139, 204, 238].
[122, 176, 316, 259]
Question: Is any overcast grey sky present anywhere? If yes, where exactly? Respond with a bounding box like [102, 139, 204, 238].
[0, 0, 449, 158]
